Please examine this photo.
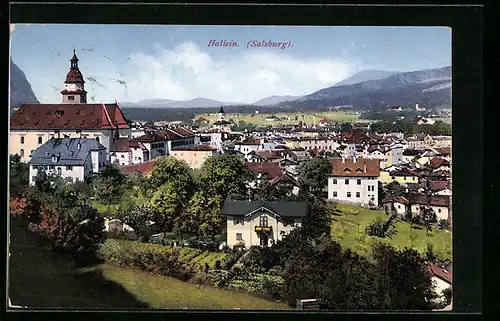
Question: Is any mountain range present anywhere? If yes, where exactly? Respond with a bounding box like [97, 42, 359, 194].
[10, 63, 451, 112]
[333, 70, 400, 86]
[10, 59, 39, 111]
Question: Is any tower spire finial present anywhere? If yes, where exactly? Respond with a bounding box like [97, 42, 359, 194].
[73, 46, 75, 55]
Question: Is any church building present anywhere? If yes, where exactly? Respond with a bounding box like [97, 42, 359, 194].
[10, 50, 131, 162]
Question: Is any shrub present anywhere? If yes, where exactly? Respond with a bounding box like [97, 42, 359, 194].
[439, 219, 450, 230]
[365, 216, 397, 238]
[9, 196, 29, 219]
[28, 204, 106, 265]
[192, 270, 230, 287]
[97, 239, 196, 281]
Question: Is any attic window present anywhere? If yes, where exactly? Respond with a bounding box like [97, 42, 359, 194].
[52, 155, 58, 163]
[344, 168, 352, 172]
[55, 110, 64, 117]
[355, 168, 363, 172]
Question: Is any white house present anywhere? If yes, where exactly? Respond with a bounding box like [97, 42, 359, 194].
[234, 138, 262, 158]
[327, 157, 381, 207]
[29, 138, 107, 185]
[222, 200, 309, 249]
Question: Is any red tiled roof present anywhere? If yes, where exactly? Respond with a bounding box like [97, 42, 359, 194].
[428, 157, 451, 169]
[246, 162, 283, 180]
[120, 160, 156, 176]
[10, 103, 130, 130]
[428, 180, 449, 191]
[407, 193, 450, 207]
[171, 145, 216, 152]
[434, 147, 451, 155]
[195, 117, 210, 123]
[238, 138, 261, 145]
[111, 138, 132, 152]
[330, 158, 380, 177]
[269, 171, 299, 187]
[319, 118, 328, 124]
[213, 120, 232, 125]
[428, 262, 452, 284]
[169, 127, 194, 137]
[129, 140, 148, 151]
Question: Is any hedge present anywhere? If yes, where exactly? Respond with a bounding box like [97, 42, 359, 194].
[97, 239, 229, 281]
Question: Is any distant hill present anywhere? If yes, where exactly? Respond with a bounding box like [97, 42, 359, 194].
[10, 59, 39, 111]
[275, 66, 451, 111]
[120, 98, 245, 108]
[334, 70, 399, 86]
[251, 95, 302, 106]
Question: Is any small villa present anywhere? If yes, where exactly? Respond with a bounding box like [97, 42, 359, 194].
[222, 200, 309, 249]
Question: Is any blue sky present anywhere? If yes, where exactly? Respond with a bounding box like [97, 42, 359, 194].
[10, 24, 451, 104]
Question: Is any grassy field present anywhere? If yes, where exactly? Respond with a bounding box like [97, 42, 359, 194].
[330, 204, 452, 261]
[8, 219, 289, 310]
[195, 111, 360, 126]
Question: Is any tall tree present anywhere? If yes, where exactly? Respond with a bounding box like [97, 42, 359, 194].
[298, 157, 332, 199]
[199, 154, 254, 201]
[150, 182, 185, 234]
[9, 154, 29, 197]
[372, 243, 438, 310]
[94, 164, 127, 211]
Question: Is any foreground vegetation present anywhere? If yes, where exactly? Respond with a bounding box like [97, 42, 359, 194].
[331, 204, 452, 261]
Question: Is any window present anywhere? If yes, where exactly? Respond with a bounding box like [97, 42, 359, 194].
[333, 178, 337, 184]
[20, 149, 24, 157]
[347, 192, 351, 198]
[438, 209, 442, 213]
[357, 179, 361, 185]
[236, 233, 243, 241]
[260, 215, 268, 227]
[96, 137, 100, 143]
[391, 176, 395, 180]
[57, 167, 62, 175]
[64, 134, 70, 139]
[397, 205, 401, 209]
[121, 155, 124, 159]
[345, 179, 349, 185]
[20, 136, 24, 144]
[66, 166, 73, 171]
[38, 137, 43, 144]
[234, 217, 244, 225]
[356, 192, 360, 198]
[68, 95, 75, 100]
[333, 191, 338, 197]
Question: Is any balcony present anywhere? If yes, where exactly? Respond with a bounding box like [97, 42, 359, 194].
[255, 225, 272, 233]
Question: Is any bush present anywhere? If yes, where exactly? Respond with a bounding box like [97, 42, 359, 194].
[97, 239, 196, 281]
[9, 196, 29, 219]
[192, 270, 230, 287]
[29, 204, 106, 265]
[439, 219, 450, 230]
[365, 216, 397, 238]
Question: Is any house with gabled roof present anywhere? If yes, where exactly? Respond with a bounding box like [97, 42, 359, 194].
[327, 157, 381, 207]
[222, 200, 309, 248]
[29, 138, 107, 185]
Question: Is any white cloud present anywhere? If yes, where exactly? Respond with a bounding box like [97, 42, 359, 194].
[39, 41, 355, 104]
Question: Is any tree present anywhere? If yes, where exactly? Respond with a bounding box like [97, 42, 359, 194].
[150, 182, 184, 235]
[298, 157, 332, 199]
[94, 165, 127, 211]
[340, 122, 353, 132]
[199, 154, 254, 201]
[372, 243, 438, 310]
[301, 199, 332, 239]
[148, 156, 195, 193]
[186, 190, 225, 238]
[9, 154, 29, 197]
[117, 203, 154, 241]
[422, 207, 438, 236]
[385, 181, 405, 196]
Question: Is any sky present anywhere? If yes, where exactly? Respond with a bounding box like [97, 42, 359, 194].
[10, 24, 451, 104]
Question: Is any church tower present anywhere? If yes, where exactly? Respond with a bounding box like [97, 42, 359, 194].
[218, 106, 226, 121]
[61, 49, 87, 104]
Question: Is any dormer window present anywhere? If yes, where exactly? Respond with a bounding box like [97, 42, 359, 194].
[52, 155, 58, 163]
[55, 110, 64, 117]
[355, 168, 363, 172]
[68, 96, 75, 101]
[344, 168, 352, 172]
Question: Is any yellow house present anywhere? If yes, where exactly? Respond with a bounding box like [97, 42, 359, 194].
[284, 138, 300, 149]
[222, 200, 308, 249]
[380, 169, 420, 185]
[169, 145, 217, 169]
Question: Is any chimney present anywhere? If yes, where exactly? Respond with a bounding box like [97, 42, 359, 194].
[341, 156, 345, 163]
[77, 143, 81, 150]
[353, 156, 357, 163]
[364, 163, 367, 172]
[416, 103, 419, 110]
